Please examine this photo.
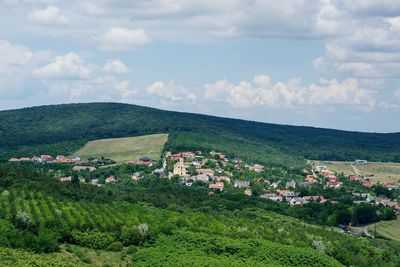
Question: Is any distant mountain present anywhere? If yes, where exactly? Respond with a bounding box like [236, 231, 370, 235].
[1, 102, 400, 165]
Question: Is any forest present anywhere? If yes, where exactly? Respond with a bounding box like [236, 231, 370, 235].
[1, 103, 400, 165]
[0, 163, 399, 266]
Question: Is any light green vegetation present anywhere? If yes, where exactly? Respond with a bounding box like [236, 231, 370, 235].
[0, 247, 86, 267]
[368, 219, 400, 242]
[74, 134, 168, 163]
[61, 244, 133, 267]
[314, 161, 400, 182]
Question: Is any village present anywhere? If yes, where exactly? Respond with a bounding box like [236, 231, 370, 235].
[9, 151, 400, 215]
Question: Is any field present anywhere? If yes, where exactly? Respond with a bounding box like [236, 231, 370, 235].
[368, 219, 400, 242]
[313, 161, 400, 183]
[73, 133, 168, 163]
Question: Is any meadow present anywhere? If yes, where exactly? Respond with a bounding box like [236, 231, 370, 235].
[314, 161, 400, 182]
[368, 219, 400, 242]
[73, 133, 168, 163]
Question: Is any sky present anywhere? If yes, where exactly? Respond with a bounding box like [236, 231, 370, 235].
[1, 0, 400, 132]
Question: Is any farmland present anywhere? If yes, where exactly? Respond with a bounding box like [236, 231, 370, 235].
[73, 133, 168, 163]
[313, 161, 400, 183]
[368, 219, 400, 242]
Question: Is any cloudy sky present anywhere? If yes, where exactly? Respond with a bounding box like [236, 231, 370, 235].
[1, 0, 400, 132]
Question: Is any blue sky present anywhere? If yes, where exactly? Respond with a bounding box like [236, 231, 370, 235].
[1, 1, 400, 132]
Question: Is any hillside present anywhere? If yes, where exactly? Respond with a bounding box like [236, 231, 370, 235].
[1, 103, 400, 166]
[0, 164, 399, 266]
[74, 134, 168, 163]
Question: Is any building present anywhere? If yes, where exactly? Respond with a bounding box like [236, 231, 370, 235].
[173, 158, 187, 176]
[105, 176, 116, 183]
[197, 168, 215, 176]
[289, 197, 305, 206]
[250, 164, 265, 173]
[193, 174, 209, 183]
[234, 180, 250, 188]
[59, 176, 72, 182]
[244, 188, 252, 196]
[355, 160, 368, 165]
[286, 181, 296, 189]
[131, 172, 143, 181]
[209, 182, 224, 191]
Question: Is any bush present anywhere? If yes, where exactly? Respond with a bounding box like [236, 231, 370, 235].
[107, 241, 123, 252]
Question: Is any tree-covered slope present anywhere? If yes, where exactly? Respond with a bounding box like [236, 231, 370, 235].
[1, 102, 400, 163]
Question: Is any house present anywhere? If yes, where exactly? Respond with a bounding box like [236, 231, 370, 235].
[321, 170, 336, 177]
[41, 155, 53, 161]
[305, 175, 315, 184]
[257, 178, 267, 183]
[383, 182, 399, 190]
[197, 168, 215, 176]
[270, 181, 280, 189]
[276, 189, 295, 197]
[209, 182, 224, 191]
[218, 176, 231, 184]
[286, 181, 296, 189]
[362, 180, 374, 188]
[173, 158, 187, 176]
[289, 197, 305, 206]
[354, 159, 368, 165]
[250, 164, 265, 173]
[231, 158, 243, 164]
[131, 172, 143, 181]
[327, 175, 342, 188]
[59, 176, 72, 182]
[128, 157, 154, 166]
[191, 161, 203, 169]
[73, 166, 96, 171]
[302, 169, 310, 174]
[8, 158, 21, 162]
[193, 174, 209, 183]
[244, 188, 252, 196]
[315, 166, 327, 172]
[260, 193, 283, 202]
[234, 180, 250, 188]
[105, 176, 116, 183]
[90, 179, 99, 185]
[303, 196, 326, 203]
[348, 175, 363, 181]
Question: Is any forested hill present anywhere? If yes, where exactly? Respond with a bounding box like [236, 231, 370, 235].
[1, 102, 400, 163]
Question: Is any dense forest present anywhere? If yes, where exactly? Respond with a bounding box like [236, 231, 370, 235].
[0, 163, 399, 266]
[1, 103, 400, 165]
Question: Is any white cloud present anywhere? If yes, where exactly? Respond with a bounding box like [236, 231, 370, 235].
[147, 81, 196, 104]
[102, 59, 130, 74]
[28, 5, 69, 25]
[204, 75, 376, 110]
[99, 27, 152, 50]
[33, 52, 91, 79]
[395, 90, 400, 99]
[0, 40, 33, 75]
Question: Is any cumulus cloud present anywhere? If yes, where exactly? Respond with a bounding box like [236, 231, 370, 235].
[102, 59, 130, 74]
[204, 75, 376, 110]
[28, 5, 69, 25]
[0, 40, 33, 75]
[33, 53, 91, 79]
[99, 27, 152, 50]
[147, 81, 196, 105]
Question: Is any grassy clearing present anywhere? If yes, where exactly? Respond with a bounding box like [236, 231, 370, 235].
[61, 244, 133, 267]
[73, 134, 168, 163]
[367, 219, 400, 242]
[313, 161, 400, 183]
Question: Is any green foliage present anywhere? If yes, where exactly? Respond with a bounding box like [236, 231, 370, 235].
[71, 230, 116, 250]
[1, 103, 399, 165]
[133, 231, 344, 267]
[0, 247, 86, 267]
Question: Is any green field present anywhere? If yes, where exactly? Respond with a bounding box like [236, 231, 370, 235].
[368, 219, 400, 242]
[313, 161, 400, 183]
[73, 134, 168, 163]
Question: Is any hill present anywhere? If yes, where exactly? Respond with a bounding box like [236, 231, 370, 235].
[0, 164, 399, 266]
[1, 103, 400, 167]
[74, 134, 168, 163]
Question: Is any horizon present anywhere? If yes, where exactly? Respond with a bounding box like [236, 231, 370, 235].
[1, 1, 400, 132]
[1, 101, 399, 134]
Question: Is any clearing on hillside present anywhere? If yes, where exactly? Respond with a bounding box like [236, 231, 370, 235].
[73, 133, 168, 163]
[368, 219, 400, 242]
[313, 161, 400, 183]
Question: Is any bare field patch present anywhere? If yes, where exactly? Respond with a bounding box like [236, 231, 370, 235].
[74, 133, 168, 163]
